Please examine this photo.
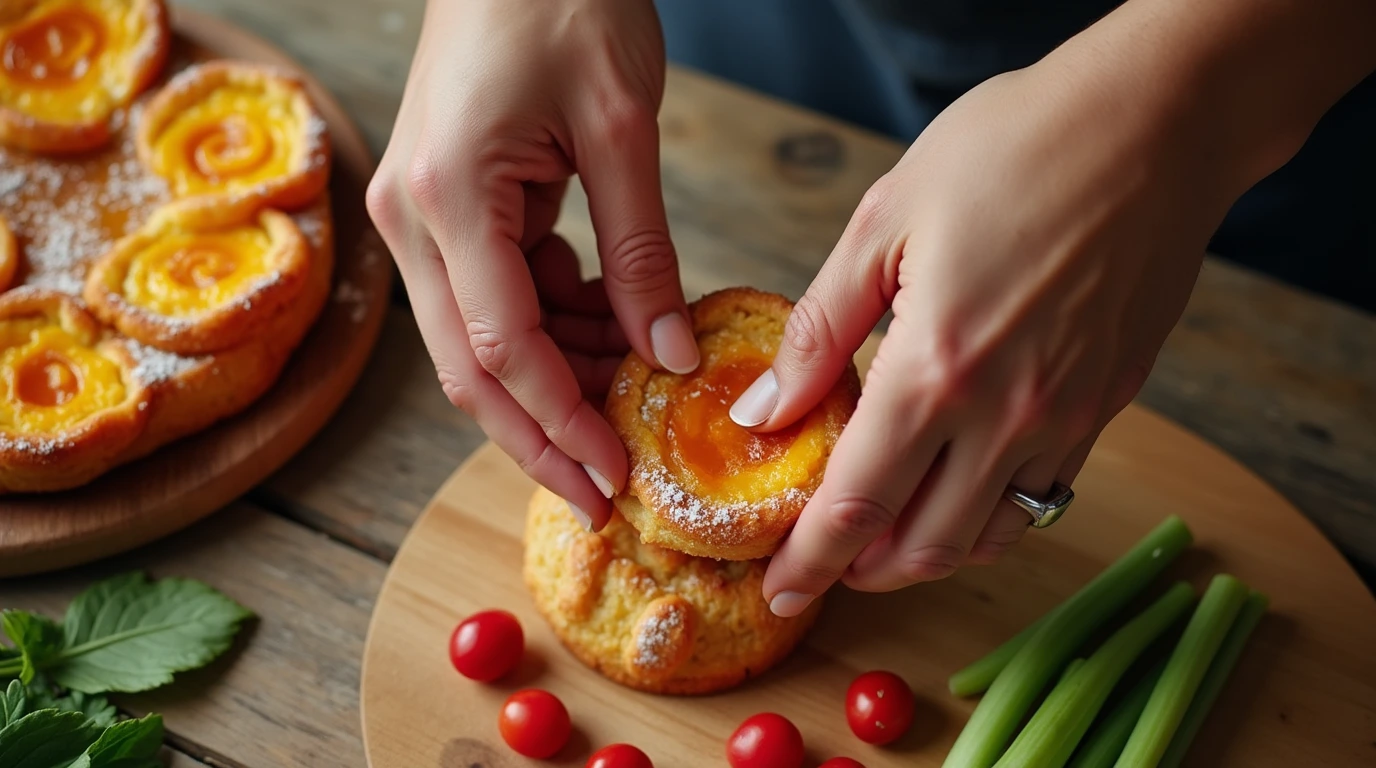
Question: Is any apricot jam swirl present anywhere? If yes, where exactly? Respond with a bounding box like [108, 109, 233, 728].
[1, 6, 105, 87]
[665, 356, 803, 491]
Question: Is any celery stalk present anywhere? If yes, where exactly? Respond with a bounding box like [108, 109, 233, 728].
[942, 516, 1193, 768]
[950, 608, 1059, 697]
[1113, 575, 1250, 768]
[1155, 590, 1268, 768]
[1068, 660, 1166, 768]
[993, 582, 1196, 768]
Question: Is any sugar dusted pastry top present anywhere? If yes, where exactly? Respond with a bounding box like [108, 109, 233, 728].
[607, 287, 860, 561]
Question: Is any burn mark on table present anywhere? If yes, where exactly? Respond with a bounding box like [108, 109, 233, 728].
[441, 737, 508, 768]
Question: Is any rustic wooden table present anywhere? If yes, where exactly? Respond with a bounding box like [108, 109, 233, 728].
[5, 1, 1374, 764]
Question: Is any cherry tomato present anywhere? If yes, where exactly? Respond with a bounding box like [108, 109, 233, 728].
[498, 688, 570, 759]
[845, 670, 915, 745]
[726, 712, 805, 768]
[449, 609, 523, 681]
[819, 759, 866, 768]
[586, 743, 653, 768]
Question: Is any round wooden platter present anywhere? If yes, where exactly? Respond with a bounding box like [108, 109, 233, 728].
[361, 335, 1376, 768]
[0, 9, 392, 577]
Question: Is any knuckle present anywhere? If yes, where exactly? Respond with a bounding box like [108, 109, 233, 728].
[1111, 359, 1153, 411]
[785, 558, 845, 585]
[603, 230, 677, 294]
[364, 170, 401, 233]
[467, 321, 517, 380]
[823, 495, 898, 545]
[404, 150, 448, 216]
[780, 296, 836, 373]
[850, 176, 894, 234]
[899, 542, 966, 582]
[594, 92, 656, 144]
[516, 442, 562, 480]
[435, 364, 477, 414]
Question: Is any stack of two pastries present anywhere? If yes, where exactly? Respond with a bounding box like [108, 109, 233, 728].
[523, 288, 860, 694]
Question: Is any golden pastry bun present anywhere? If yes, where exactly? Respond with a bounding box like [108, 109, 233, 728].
[607, 287, 860, 560]
[523, 485, 821, 695]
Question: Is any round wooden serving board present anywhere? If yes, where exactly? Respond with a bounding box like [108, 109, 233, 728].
[361, 336, 1376, 767]
[0, 9, 392, 577]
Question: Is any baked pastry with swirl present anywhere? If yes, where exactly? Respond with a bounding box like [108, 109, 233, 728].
[0, 0, 169, 153]
[606, 288, 860, 561]
[137, 60, 329, 219]
[84, 202, 312, 355]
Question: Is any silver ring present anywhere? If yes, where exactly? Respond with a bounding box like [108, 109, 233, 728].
[1004, 482, 1074, 528]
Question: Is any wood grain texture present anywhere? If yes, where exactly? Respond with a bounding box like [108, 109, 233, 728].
[361, 397, 1376, 766]
[202, 0, 1376, 577]
[0, 8, 393, 577]
[4, 501, 384, 766]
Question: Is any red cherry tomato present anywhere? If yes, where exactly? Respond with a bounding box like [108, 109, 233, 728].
[819, 759, 866, 768]
[449, 609, 523, 681]
[726, 712, 805, 768]
[587, 743, 653, 768]
[498, 688, 570, 759]
[845, 670, 915, 745]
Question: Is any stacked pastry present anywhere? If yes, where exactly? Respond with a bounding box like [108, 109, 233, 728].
[524, 288, 861, 694]
[0, 0, 333, 492]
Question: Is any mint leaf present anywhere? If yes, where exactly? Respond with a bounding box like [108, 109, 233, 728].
[0, 681, 24, 728]
[0, 709, 103, 768]
[67, 714, 163, 768]
[53, 572, 252, 693]
[0, 612, 62, 685]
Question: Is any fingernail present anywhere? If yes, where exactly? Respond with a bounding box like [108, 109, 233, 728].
[650, 313, 699, 374]
[730, 369, 779, 427]
[567, 501, 594, 532]
[582, 463, 615, 498]
[768, 591, 815, 618]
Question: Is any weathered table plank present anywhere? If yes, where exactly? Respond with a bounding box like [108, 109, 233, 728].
[4, 1, 1372, 766]
[4, 503, 384, 765]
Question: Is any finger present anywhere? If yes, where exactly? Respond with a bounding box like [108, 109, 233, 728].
[543, 312, 629, 357]
[528, 235, 614, 316]
[730, 182, 900, 432]
[966, 448, 1069, 566]
[844, 433, 1024, 592]
[444, 221, 629, 502]
[576, 100, 697, 374]
[760, 341, 948, 617]
[392, 233, 614, 530]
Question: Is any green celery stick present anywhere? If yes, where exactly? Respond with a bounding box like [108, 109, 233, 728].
[1114, 575, 1250, 768]
[943, 516, 1193, 768]
[994, 582, 1196, 768]
[1069, 660, 1167, 768]
[950, 608, 1060, 697]
[1155, 591, 1268, 768]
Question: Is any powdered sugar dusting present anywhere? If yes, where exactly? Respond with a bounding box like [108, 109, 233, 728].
[333, 280, 368, 323]
[0, 142, 168, 294]
[0, 434, 74, 455]
[633, 603, 685, 668]
[126, 340, 203, 384]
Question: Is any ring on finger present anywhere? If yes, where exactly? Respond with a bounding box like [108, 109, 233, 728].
[1003, 482, 1074, 528]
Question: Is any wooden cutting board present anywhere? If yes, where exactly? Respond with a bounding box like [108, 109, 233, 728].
[361, 336, 1376, 767]
[0, 9, 392, 577]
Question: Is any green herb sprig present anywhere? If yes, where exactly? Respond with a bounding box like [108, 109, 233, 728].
[0, 572, 252, 766]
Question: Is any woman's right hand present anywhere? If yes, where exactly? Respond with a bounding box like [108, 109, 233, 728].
[366, 0, 696, 532]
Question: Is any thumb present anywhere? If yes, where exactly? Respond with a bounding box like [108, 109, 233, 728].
[578, 101, 697, 375]
[730, 187, 898, 431]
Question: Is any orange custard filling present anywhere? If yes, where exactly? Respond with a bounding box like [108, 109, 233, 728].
[0, 317, 127, 433]
[666, 357, 801, 489]
[1, 6, 106, 87]
[149, 87, 299, 197]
